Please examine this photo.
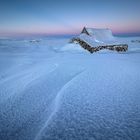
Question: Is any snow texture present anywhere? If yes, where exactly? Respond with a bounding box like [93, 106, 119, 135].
[0, 35, 140, 140]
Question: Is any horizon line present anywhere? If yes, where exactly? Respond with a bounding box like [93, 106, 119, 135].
[0, 31, 140, 37]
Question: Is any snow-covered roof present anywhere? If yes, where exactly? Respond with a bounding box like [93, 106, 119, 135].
[79, 33, 120, 47]
[81, 27, 115, 42]
[77, 27, 125, 47]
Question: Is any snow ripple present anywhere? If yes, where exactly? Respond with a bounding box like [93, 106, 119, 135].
[35, 70, 85, 140]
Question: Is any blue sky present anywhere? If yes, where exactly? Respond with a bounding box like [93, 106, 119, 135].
[0, 0, 140, 35]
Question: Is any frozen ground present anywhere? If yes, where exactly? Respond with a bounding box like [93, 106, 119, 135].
[0, 36, 140, 140]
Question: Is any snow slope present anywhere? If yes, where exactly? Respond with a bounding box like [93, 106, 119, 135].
[0, 36, 140, 140]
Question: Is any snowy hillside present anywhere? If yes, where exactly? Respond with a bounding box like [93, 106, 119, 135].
[0, 36, 140, 140]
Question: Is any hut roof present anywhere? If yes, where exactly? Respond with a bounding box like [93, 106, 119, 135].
[81, 27, 115, 41]
[79, 33, 120, 47]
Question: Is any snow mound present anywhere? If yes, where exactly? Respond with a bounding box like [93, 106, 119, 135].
[60, 43, 85, 52]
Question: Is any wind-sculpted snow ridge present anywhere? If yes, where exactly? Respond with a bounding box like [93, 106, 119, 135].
[35, 70, 85, 140]
[33, 59, 140, 140]
[0, 46, 85, 140]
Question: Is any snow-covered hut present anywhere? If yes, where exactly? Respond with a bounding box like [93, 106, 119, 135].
[70, 27, 128, 53]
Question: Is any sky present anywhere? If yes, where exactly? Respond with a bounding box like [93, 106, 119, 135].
[0, 0, 140, 36]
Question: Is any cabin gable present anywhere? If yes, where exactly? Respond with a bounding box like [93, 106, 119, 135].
[81, 27, 90, 35]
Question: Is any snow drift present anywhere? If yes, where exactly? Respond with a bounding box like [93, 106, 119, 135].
[60, 43, 85, 52]
[0, 36, 140, 140]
